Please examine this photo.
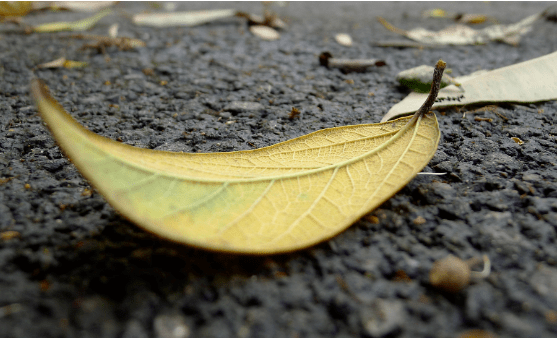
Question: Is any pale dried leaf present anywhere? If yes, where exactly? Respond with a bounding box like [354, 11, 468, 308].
[108, 23, 118, 38]
[250, 25, 280, 40]
[382, 51, 557, 121]
[132, 9, 236, 27]
[335, 33, 353, 46]
[378, 12, 541, 45]
[36, 57, 88, 69]
[33, 8, 111, 32]
[32, 1, 116, 12]
[31, 77, 440, 254]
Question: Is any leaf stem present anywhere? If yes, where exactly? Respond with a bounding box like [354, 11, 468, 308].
[414, 59, 446, 118]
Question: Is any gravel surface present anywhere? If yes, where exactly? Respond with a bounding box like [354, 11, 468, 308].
[1, 2, 557, 338]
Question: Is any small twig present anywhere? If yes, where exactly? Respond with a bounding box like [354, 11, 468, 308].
[319, 52, 386, 73]
[377, 16, 408, 36]
[413, 60, 446, 119]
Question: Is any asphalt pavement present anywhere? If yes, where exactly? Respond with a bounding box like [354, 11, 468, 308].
[1, 2, 557, 338]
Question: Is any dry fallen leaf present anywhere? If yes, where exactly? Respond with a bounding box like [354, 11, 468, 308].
[383, 51, 557, 121]
[36, 57, 88, 69]
[32, 1, 116, 12]
[33, 8, 111, 33]
[378, 11, 541, 46]
[249, 25, 280, 40]
[132, 9, 236, 27]
[30, 61, 445, 254]
[0, 1, 32, 16]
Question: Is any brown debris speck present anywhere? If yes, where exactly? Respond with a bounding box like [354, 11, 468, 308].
[413, 216, 426, 225]
[364, 215, 380, 224]
[288, 107, 301, 119]
[0, 231, 21, 241]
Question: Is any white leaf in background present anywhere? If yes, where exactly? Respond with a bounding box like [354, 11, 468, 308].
[133, 9, 236, 27]
[382, 51, 557, 122]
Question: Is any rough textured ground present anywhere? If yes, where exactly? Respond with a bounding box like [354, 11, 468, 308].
[1, 2, 557, 338]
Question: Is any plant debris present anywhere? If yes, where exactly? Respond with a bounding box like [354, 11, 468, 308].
[288, 107, 301, 119]
[511, 137, 524, 145]
[132, 9, 236, 27]
[383, 51, 557, 121]
[33, 8, 111, 33]
[378, 11, 542, 46]
[423, 8, 497, 24]
[0, 1, 31, 16]
[32, 1, 116, 12]
[236, 10, 286, 29]
[36, 57, 88, 69]
[319, 52, 386, 73]
[397, 65, 460, 93]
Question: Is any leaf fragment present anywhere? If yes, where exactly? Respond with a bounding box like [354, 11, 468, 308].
[32, 1, 116, 12]
[132, 9, 236, 27]
[382, 51, 557, 121]
[36, 57, 88, 69]
[335, 33, 353, 46]
[30, 62, 444, 254]
[378, 11, 541, 46]
[0, 1, 32, 17]
[33, 8, 111, 33]
[249, 25, 280, 40]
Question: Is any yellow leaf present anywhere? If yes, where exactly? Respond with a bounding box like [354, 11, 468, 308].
[30, 63, 444, 254]
[36, 57, 88, 69]
[0, 1, 32, 17]
[33, 8, 111, 33]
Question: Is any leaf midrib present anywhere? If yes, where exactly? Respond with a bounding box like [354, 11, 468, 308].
[90, 115, 422, 184]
